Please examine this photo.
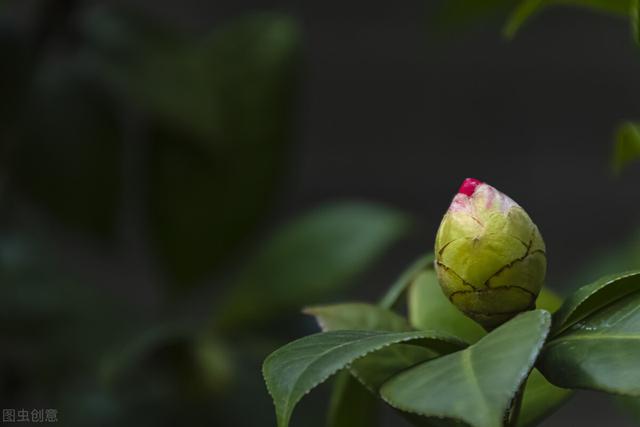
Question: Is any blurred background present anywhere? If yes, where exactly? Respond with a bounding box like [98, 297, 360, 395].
[1, 0, 640, 426]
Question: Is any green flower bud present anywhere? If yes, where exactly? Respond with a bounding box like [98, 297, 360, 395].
[434, 178, 546, 330]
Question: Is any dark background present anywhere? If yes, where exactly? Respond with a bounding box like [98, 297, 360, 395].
[3, 0, 640, 426]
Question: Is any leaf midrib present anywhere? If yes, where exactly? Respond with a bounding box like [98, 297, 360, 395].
[547, 334, 640, 346]
[281, 332, 424, 426]
[462, 347, 491, 422]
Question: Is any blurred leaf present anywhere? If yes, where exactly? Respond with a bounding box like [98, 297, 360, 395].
[539, 289, 640, 395]
[517, 369, 573, 427]
[568, 230, 640, 290]
[408, 269, 485, 343]
[262, 330, 464, 427]
[192, 335, 235, 395]
[380, 310, 551, 427]
[305, 303, 411, 332]
[535, 287, 563, 313]
[148, 16, 301, 286]
[326, 371, 378, 427]
[0, 234, 135, 391]
[215, 203, 410, 331]
[550, 270, 640, 336]
[15, 56, 122, 237]
[613, 122, 640, 174]
[379, 252, 434, 309]
[633, 0, 640, 44]
[430, 0, 520, 34]
[100, 321, 194, 383]
[504, 0, 630, 38]
[503, 0, 545, 38]
[87, 11, 302, 285]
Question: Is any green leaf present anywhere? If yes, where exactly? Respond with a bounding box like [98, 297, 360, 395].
[262, 330, 465, 427]
[538, 289, 640, 395]
[517, 369, 573, 427]
[99, 320, 195, 383]
[305, 304, 445, 425]
[326, 371, 378, 427]
[304, 303, 411, 332]
[379, 252, 434, 309]
[551, 270, 640, 336]
[430, 0, 521, 35]
[535, 287, 563, 313]
[504, 0, 631, 39]
[408, 269, 485, 343]
[88, 11, 303, 284]
[380, 310, 551, 427]
[613, 122, 640, 174]
[351, 343, 444, 393]
[632, 0, 640, 44]
[568, 229, 640, 289]
[503, 0, 545, 38]
[303, 302, 457, 392]
[216, 203, 410, 330]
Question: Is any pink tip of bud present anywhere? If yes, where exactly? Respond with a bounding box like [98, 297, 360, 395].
[458, 178, 483, 196]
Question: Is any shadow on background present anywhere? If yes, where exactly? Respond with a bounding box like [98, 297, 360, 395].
[1, 0, 640, 426]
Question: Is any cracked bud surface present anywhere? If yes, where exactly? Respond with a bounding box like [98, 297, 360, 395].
[435, 178, 546, 330]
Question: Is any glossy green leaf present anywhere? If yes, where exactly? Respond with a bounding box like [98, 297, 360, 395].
[304, 303, 411, 332]
[613, 122, 640, 174]
[504, 0, 630, 38]
[539, 289, 640, 395]
[351, 343, 444, 393]
[408, 269, 485, 343]
[517, 369, 573, 427]
[379, 252, 434, 309]
[305, 303, 445, 425]
[380, 310, 551, 427]
[551, 270, 640, 336]
[262, 330, 465, 427]
[326, 371, 378, 427]
[216, 203, 410, 330]
[303, 302, 460, 392]
[512, 289, 572, 426]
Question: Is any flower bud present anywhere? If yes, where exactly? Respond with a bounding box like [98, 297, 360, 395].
[434, 178, 546, 330]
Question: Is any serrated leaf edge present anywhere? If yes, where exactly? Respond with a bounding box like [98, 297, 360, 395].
[262, 331, 458, 427]
[379, 311, 551, 427]
[552, 270, 640, 336]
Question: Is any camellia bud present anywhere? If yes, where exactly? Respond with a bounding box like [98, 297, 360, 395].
[434, 178, 546, 330]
